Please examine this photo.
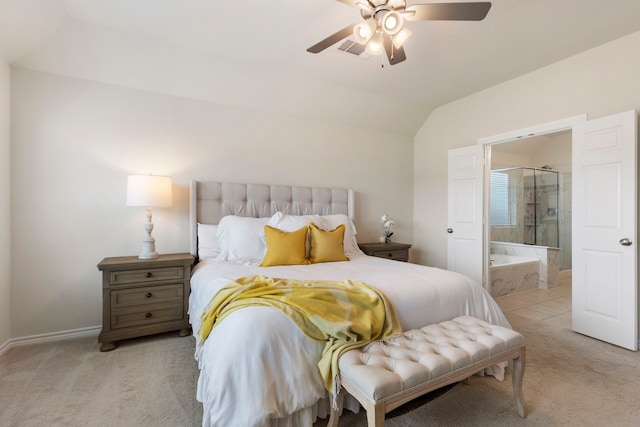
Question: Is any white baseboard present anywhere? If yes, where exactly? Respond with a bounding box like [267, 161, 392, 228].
[0, 339, 10, 356]
[0, 325, 101, 357]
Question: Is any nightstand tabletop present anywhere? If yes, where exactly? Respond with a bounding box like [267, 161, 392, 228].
[98, 253, 194, 270]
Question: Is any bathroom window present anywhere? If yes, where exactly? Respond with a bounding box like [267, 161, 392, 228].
[490, 171, 514, 226]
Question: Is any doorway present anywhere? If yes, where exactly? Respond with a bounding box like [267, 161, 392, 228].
[473, 111, 638, 351]
[487, 131, 572, 299]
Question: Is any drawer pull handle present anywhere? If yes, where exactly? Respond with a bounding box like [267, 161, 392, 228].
[146, 292, 153, 298]
[145, 312, 152, 319]
[388, 253, 393, 257]
[145, 272, 152, 278]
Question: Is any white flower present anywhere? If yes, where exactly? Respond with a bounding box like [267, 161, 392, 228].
[381, 214, 395, 237]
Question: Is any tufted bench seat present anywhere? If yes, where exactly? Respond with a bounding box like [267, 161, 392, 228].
[328, 316, 527, 427]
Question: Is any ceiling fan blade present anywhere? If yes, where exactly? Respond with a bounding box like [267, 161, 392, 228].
[405, 2, 492, 21]
[384, 34, 407, 65]
[307, 24, 356, 54]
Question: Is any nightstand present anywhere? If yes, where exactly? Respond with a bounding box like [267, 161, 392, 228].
[358, 242, 412, 262]
[97, 253, 194, 352]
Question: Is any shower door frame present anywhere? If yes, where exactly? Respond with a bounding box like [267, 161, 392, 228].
[490, 166, 560, 248]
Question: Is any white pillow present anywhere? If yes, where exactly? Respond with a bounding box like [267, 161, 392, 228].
[266, 212, 328, 257]
[216, 215, 270, 263]
[267, 212, 327, 232]
[321, 214, 362, 256]
[197, 223, 220, 260]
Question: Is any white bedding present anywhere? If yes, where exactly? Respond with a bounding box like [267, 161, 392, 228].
[189, 254, 510, 427]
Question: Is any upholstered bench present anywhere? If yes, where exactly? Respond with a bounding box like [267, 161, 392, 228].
[328, 316, 527, 427]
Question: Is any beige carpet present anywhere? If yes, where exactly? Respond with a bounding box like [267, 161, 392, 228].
[2, 311, 640, 426]
[0, 332, 202, 427]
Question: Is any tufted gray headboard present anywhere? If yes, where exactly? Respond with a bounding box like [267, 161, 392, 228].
[189, 181, 354, 258]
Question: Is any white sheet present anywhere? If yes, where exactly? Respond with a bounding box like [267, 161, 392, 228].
[189, 254, 510, 427]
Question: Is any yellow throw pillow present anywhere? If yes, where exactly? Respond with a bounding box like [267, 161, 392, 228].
[309, 222, 349, 263]
[261, 225, 310, 267]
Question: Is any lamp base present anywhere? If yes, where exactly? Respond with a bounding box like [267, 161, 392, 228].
[138, 239, 159, 259]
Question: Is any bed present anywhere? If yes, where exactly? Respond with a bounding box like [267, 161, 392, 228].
[188, 181, 510, 427]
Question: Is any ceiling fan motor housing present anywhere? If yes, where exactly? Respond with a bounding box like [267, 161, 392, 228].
[359, 0, 408, 20]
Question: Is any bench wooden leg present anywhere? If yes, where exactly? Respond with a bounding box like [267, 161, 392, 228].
[327, 406, 339, 427]
[365, 401, 385, 427]
[512, 347, 528, 418]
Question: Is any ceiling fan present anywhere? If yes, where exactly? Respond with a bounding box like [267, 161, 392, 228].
[307, 1, 492, 66]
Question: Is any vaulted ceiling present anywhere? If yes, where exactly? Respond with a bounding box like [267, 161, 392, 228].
[2, 0, 640, 135]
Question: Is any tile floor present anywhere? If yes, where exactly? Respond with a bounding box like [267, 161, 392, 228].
[494, 269, 572, 329]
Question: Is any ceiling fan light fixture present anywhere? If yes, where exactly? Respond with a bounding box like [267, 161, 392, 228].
[365, 31, 384, 55]
[392, 26, 411, 49]
[353, 18, 377, 44]
[382, 10, 404, 35]
[307, 1, 493, 67]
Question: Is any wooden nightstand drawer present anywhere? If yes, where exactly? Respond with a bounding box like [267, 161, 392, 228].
[111, 302, 183, 329]
[111, 284, 183, 308]
[373, 249, 408, 261]
[358, 242, 412, 262]
[110, 266, 185, 286]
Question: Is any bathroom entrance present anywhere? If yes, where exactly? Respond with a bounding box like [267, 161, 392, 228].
[488, 134, 571, 297]
[449, 111, 637, 349]
[473, 111, 638, 351]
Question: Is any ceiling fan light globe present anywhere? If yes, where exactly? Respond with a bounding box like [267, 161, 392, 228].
[382, 11, 403, 35]
[365, 32, 384, 55]
[392, 27, 411, 49]
[353, 18, 377, 44]
[385, 16, 397, 30]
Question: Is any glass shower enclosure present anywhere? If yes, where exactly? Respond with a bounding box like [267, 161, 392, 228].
[490, 167, 559, 248]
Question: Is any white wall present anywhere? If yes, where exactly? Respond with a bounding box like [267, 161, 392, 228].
[414, 30, 640, 268]
[10, 68, 414, 338]
[0, 60, 10, 348]
[490, 132, 571, 170]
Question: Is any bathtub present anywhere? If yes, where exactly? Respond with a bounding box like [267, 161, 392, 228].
[490, 254, 538, 267]
[489, 254, 540, 297]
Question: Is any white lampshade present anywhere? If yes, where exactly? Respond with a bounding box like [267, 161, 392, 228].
[365, 31, 384, 55]
[353, 18, 377, 45]
[126, 175, 173, 207]
[392, 26, 412, 49]
[382, 11, 404, 36]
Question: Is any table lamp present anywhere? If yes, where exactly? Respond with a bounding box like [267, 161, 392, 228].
[126, 174, 173, 259]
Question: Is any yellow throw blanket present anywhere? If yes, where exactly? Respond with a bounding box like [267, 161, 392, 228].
[198, 275, 401, 397]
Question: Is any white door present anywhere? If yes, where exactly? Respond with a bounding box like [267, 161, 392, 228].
[572, 110, 637, 350]
[447, 145, 484, 285]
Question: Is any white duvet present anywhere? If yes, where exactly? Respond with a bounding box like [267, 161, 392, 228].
[189, 254, 510, 427]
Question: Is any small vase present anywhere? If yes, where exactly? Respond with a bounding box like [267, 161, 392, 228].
[385, 236, 392, 244]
